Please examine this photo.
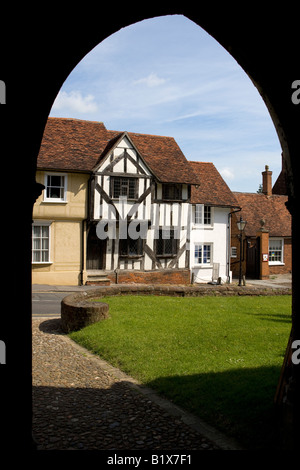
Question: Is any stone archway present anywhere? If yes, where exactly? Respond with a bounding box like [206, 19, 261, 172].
[2, 6, 299, 451]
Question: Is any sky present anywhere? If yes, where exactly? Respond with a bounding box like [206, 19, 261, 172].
[50, 14, 282, 193]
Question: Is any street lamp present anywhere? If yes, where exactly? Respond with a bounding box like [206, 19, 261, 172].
[237, 217, 247, 286]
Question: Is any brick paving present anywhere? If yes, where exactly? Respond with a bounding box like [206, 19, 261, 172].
[32, 317, 223, 451]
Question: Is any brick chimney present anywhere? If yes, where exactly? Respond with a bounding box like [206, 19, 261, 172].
[262, 165, 272, 196]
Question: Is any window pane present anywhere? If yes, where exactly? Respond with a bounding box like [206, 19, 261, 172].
[204, 206, 211, 224]
[195, 245, 202, 264]
[129, 179, 136, 198]
[50, 175, 61, 186]
[32, 251, 40, 262]
[203, 245, 211, 263]
[33, 226, 40, 238]
[195, 205, 202, 224]
[32, 238, 40, 250]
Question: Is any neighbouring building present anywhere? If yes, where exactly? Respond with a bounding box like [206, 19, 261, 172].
[189, 161, 239, 283]
[32, 117, 239, 286]
[231, 164, 292, 279]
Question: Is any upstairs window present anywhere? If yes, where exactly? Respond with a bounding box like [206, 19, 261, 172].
[194, 205, 213, 226]
[111, 176, 137, 199]
[44, 173, 67, 202]
[162, 184, 182, 200]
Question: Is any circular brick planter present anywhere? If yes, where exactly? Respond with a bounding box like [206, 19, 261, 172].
[61, 291, 109, 333]
[61, 283, 291, 333]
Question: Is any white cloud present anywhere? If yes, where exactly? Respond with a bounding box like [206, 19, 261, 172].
[220, 167, 235, 181]
[52, 90, 98, 114]
[133, 73, 167, 87]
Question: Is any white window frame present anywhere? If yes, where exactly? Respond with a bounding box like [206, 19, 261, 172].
[32, 221, 52, 264]
[269, 237, 284, 265]
[44, 172, 68, 203]
[193, 204, 214, 227]
[194, 243, 213, 267]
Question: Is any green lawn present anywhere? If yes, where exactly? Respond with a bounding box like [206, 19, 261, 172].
[69, 295, 292, 449]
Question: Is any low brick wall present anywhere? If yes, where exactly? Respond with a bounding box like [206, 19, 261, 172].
[61, 292, 109, 333]
[107, 269, 191, 286]
[61, 283, 291, 332]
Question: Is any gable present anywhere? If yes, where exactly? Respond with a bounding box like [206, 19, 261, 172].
[94, 133, 153, 177]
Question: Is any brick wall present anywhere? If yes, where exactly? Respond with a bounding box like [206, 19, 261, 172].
[107, 269, 191, 285]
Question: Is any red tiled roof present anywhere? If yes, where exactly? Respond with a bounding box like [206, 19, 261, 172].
[189, 161, 238, 207]
[37, 117, 199, 184]
[233, 191, 291, 237]
[37, 118, 111, 172]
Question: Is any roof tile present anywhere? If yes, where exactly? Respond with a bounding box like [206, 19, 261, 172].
[233, 192, 291, 237]
[37, 117, 199, 184]
[189, 161, 238, 207]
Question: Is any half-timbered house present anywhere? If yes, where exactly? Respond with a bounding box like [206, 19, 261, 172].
[33, 117, 199, 285]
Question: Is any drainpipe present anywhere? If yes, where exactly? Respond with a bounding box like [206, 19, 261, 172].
[80, 173, 92, 286]
[80, 218, 87, 286]
[227, 207, 242, 283]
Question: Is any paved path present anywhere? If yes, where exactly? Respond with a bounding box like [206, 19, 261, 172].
[32, 317, 241, 451]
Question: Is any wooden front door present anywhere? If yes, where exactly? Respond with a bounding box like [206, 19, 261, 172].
[246, 237, 260, 279]
[87, 225, 106, 270]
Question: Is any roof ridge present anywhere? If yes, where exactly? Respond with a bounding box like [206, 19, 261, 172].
[126, 130, 175, 139]
[48, 116, 106, 126]
[189, 160, 214, 165]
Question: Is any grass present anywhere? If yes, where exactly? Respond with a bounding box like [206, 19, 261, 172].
[69, 294, 292, 449]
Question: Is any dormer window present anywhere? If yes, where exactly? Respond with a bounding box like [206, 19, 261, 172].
[162, 183, 182, 200]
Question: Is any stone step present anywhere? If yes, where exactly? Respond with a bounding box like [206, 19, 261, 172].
[86, 270, 111, 286]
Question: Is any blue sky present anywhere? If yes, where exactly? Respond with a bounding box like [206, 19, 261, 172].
[50, 15, 282, 193]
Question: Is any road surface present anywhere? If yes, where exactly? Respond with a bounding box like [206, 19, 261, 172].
[32, 292, 67, 317]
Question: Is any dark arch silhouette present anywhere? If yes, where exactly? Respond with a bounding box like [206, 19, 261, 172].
[2, 6, 299, 451]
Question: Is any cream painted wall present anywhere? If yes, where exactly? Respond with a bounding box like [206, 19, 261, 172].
[32, 171, 88, 285]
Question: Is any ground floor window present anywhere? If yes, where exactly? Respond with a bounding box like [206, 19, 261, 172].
[194, 243, 212, 265]
[119, 237, 143, 257]
[32, 223, 51, 263]
[269, 238, 284, 264]
[156, 229, 178, 256]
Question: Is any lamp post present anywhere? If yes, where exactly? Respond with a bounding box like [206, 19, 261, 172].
[237, 216, 247, 286]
